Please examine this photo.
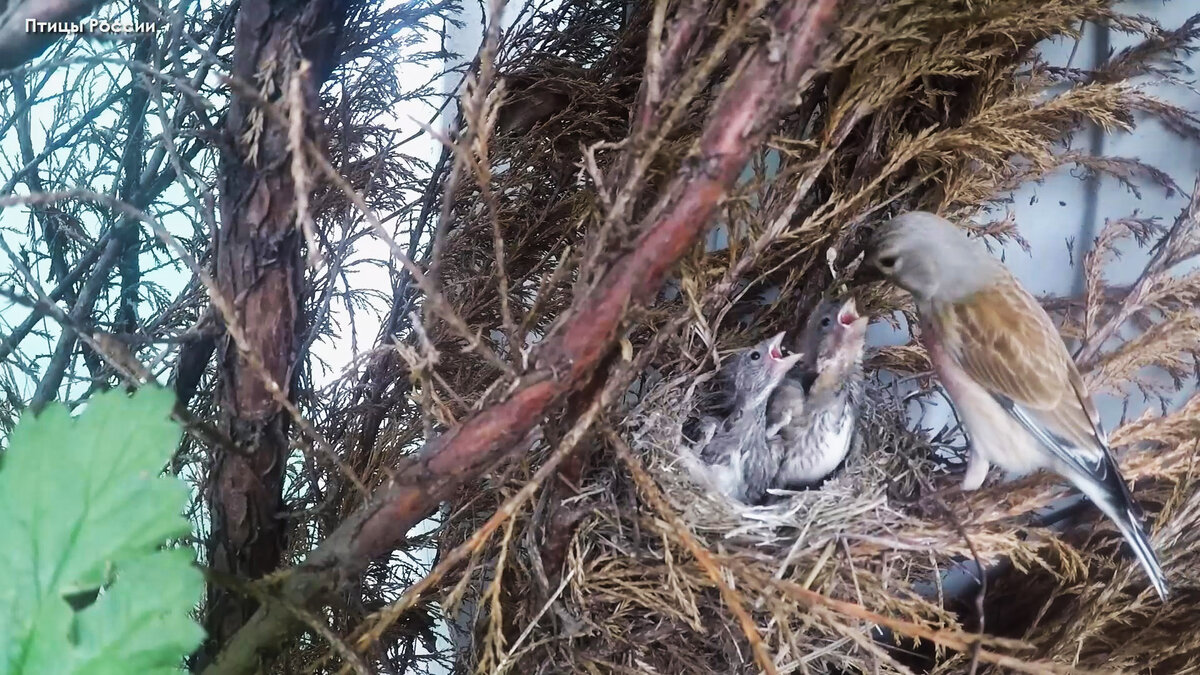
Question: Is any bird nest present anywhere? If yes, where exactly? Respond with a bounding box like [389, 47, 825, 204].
[500, 373, 1073, 674]
[448, 339, 1199, 675]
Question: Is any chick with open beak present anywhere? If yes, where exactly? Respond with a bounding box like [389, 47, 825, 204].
[690, 332, 806, 504]
[767, 297, 869, 492]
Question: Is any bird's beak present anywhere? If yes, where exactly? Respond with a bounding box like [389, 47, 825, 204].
[851, 261, 885, 286]
[767, 331, 805, 369]
[837, 298, 860, 325]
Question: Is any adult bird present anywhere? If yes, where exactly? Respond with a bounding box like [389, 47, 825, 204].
[689, 332, 805, 504]
[861, 210, 1169, 601]
[768, 297, 869, 491]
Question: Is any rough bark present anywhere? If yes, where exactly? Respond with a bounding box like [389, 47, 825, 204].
[199, 0, 347, 665]
[203, 1, 838, 671]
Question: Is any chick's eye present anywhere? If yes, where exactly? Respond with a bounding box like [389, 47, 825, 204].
[749, 351, 761, 361]
[876, 254, 899, 270]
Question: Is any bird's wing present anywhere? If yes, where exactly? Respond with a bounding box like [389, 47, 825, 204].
[936, 274, 1165, 600]
[936, 278, 1111, 478]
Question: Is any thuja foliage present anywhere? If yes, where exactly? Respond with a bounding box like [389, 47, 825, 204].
[0, 387, 203, 674]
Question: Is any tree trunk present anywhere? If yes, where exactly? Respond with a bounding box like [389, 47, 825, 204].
[199, 0, 347, 665]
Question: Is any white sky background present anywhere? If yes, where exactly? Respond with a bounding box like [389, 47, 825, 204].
[0, 40, 222, 403]
[317, 1, 540, 669]
[0, 0, 504, 399]
[311, 0, 511, 387]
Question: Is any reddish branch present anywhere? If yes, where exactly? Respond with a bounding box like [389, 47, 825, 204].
[205, 1, 838, 671]
[536, 350, 617, 587]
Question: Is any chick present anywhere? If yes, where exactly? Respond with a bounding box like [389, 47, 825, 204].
[691, 332, 805, 504]
[768, 297, 869, 491]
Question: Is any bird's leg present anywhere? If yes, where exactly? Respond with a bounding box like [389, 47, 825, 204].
[961, 447, 990, 491]
[766, 409, 792, 438]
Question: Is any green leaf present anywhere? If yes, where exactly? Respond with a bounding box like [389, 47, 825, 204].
[0, 387, 204, 675]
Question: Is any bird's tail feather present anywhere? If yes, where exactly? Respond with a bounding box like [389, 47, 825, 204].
[1107, 501, 1169, 602]
[1076, 469, 1169, 601]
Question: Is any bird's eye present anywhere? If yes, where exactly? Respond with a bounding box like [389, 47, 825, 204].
[876, 254, 899, 270]
[820, 316, 832, 328]
[749, 351, 761, 361]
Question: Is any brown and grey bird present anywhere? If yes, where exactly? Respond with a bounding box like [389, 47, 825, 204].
[862, 210, 1169, 601]
[691, 332, 805, 504]
[767, 297, 869, 491]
